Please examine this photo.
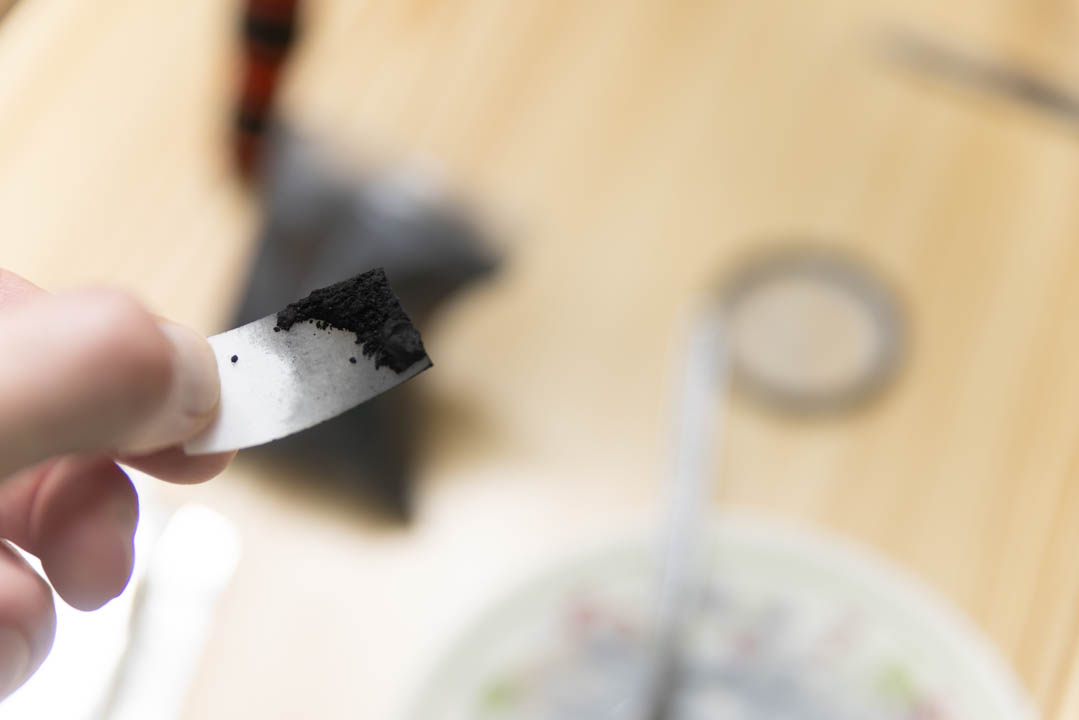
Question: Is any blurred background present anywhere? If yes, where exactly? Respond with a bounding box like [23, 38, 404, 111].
[1, 0, 1079, 717]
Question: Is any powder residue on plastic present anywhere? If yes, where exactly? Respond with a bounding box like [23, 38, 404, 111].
[274, 268, 428, 373]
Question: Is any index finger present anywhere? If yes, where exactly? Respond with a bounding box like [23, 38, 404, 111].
[0, 281, 221, 476]
[0, 270, 43, 307]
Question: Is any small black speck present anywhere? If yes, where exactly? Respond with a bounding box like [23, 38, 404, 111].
[231, 355, 238, 363]
[273, 326, 280, 332]
[349, 357, 357, 364]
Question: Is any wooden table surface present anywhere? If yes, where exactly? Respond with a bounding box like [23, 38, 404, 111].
[2, 0, 1079, 717]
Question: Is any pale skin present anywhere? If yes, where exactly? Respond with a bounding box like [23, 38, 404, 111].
[0, 269, 234, 698]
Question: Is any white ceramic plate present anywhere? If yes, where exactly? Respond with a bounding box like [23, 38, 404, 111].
[405, 513, 1036, 720]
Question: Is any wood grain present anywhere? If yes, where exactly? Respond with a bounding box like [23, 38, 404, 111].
[0, 0, 1077, 717]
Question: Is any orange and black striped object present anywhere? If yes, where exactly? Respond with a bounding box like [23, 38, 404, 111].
[235, 0, 300, 179]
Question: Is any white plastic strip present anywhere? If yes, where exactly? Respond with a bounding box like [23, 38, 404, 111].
[184, 315, 431, 455]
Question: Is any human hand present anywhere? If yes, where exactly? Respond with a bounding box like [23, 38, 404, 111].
[0, 270, 235, 699]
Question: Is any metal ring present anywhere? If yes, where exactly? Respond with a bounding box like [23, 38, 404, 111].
[718, 246, 904, 414]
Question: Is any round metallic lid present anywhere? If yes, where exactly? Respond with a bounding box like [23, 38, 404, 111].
[720, 248, 904, 413]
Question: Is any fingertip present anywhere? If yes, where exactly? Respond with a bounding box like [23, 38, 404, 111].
[0, 627, 30, 698]
[79, 298, 220, 455]
[0, 542, 55, 699]
[0, 269, 44, 308]
[119, 446, 236, 485]
[74, 290, 175, 421]
[47, 535, 134, 612]
[32, 458, 138, 611]
[120, 322, 221, 454]
[0, 290, 222, 471]
[0, 289, 173, 472]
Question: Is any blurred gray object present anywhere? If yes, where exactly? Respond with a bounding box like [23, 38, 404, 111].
[0, 0, 19, 23]
[235, 124, 498, 518]
[643, 305, 727, 720]
[882, 26, 1079, 123]
[719, 247, 903, 415]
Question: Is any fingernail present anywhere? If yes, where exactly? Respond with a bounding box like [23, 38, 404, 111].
[123, 323, 220, 454]
[159, 323, 219, 418]
[0, 627, 30, 697]
[158, 321, 220, 426]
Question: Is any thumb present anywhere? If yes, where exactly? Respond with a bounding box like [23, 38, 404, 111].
[0, 289, 220, 476]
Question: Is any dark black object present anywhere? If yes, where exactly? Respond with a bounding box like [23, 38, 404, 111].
[243, 10, 298, 51]
[234, 124, 498, 519]
[235, 0, 300, 177]
[276, 268, 427, 373]
[231, 355, 239, 363]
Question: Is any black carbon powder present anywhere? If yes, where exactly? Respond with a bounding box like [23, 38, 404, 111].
[275, 268, 428, 373]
